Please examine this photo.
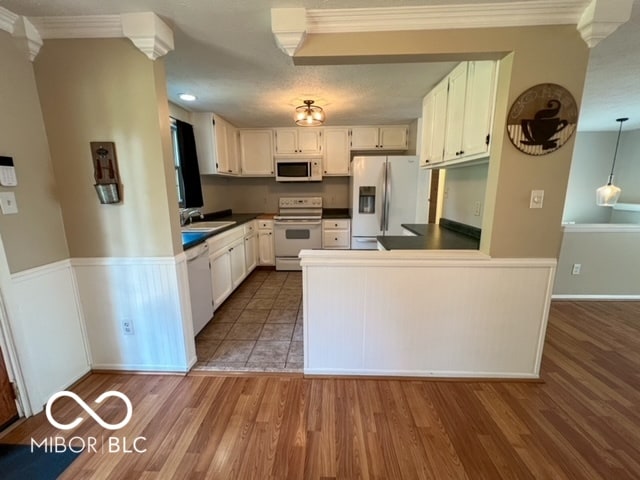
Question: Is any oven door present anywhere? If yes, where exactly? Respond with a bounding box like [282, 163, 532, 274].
[274, 220, 322, 257]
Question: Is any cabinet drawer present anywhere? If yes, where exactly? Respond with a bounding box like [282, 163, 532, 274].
[323, 219, 350, 230]
[323, 230, 350, 249]
[258, 220, 273, 229]
[244, 220, 256, 235]
[207, 225, 244, 252]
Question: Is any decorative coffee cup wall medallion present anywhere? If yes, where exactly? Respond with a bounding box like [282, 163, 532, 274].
[507, 83, 578, 156]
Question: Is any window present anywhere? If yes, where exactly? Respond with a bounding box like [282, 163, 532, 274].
[170, 117, 186, 207]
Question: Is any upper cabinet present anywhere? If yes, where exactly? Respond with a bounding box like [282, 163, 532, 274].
[420, 79, 447, 167]
[323, 128, 351, 176]
[351, 126, 408, 150]
[422, 60, 497, 169]
[192, 112, 240, 175]
[239, 129, 274, 176]
[274, 128, 322, 155]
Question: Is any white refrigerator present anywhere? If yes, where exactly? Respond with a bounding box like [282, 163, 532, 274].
[350, 155, 420, 249]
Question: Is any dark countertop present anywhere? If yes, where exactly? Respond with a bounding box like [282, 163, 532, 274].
[377, 223, 480, 251]
[182, 210, 261, 249]
[322, 208, 351, 219]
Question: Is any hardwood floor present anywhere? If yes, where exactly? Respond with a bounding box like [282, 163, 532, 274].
[2, 301, 639, 479]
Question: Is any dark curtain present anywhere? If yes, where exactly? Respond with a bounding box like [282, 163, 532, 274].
[175, 119, 204, 208]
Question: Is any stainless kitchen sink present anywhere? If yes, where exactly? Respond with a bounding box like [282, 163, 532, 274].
[181, 220, 236, 232]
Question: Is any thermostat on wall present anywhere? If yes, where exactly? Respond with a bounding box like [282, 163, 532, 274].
[0, 156, 17, 187]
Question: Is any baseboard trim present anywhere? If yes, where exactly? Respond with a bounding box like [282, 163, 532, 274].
[552, 294, 640, 300]
[91, 369, 187, 376]
[303, 369, 540, 379]
[91, 364, 191, 374]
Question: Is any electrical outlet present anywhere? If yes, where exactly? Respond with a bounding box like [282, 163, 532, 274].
[571, 264, 581, 275]
[0, 192, 18, 214]
[122, 319, 134, 335]
[473, 201, 482, 216]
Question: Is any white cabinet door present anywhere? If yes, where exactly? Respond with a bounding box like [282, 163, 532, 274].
[462, 61, 496, 158]
[244, 233, 258, 273]
[239, 129, 274, 176]
[224, 121, 240, 174]
[379, 126, 408, 150]
[323, 128, 351, 175]
[192, 112, 218, 174]
[430, 80, 448, 164]
[420, 93, 435, 167]
[229, 237, 246, 288]
[274, 128, 298, 154]
[444, 62, 468, 161]
[258, 230, 275, 265]
[210, 248, 232, 309]
[297, 129, 322, 154]
[350, 127, 380, 150]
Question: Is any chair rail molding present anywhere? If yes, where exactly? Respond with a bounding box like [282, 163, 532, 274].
[0, 8, 174, 61]
[272, 0, 633, 55]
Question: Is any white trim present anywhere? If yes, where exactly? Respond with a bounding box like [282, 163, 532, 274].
[91, 363, 190, 373]
[305, 1, 589, 33]
[0, 7, 19, 34]
[28, 15, 123, 39]
[271, 8, 307, 56]
[121, 12, 174, 60]
[552, 294, 640, 300]
[562, 223, 640, 233]
[11, 258, 72, 281]
[612, 202, 640, 212]
[577, 0, 634, 47]
[71, 256, 180, 267]
[303, 368, 539, 379]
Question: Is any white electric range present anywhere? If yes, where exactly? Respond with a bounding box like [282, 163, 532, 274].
[273, 197, 323, 271]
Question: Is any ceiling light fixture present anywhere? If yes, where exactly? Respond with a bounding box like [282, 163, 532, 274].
[596, 117, 628, 206]
[179, 93, 197, 102]
[294, 100, 325, 126]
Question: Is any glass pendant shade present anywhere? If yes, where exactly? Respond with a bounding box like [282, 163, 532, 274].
[294, 100, 325, 126]
[596, 178, 622, 206]
[596, 117, 627, 207]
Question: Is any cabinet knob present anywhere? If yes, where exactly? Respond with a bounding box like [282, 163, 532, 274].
[335, 237, 338, 241]
[460, 150, 464, 155]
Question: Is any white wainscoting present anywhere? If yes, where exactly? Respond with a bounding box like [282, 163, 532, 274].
[72, 256, 195, 373]
[300, 250, 556, 378]
[10, 260, 90, 414]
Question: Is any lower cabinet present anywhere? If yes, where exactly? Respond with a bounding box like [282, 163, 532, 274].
[258, 220, 275, 265]
[322, 219, 351, 249]
[208, 223, 250, 311]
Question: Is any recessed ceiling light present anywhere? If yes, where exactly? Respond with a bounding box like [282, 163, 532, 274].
[179, 93, 197, 101]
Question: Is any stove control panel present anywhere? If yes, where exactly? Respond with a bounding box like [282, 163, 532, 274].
[279, 197, 323, 208]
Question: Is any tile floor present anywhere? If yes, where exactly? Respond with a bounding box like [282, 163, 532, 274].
[194, 270, 303, 372]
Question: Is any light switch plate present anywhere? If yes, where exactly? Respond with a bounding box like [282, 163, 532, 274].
[530, 190, 544, 209]
[0, 192, 18, 214]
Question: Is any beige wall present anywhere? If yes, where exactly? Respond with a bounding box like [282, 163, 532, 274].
[169, 102, 192, 123]
[296, 26, 590, 258]
[0, 32, 69, 272]
[441, 163, 488, 228]
[34, 39, 181, 258]
[200, 176, 349, 214]
[554, 229, 640, 296]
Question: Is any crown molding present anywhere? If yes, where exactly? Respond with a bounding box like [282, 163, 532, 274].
[577, 0, 634, 47]
[2, 9, 173, 61]
[271, 8, 307, 56]
[28, 15, 123, 39]
[305, 1, 590, 33]
[0, 6, 19, 34]
[121, 12, 174, 60]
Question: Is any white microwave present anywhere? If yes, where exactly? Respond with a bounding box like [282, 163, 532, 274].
[275, 158, 322, 182]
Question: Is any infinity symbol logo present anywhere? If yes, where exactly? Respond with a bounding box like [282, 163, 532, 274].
[45, 391, 133, 431]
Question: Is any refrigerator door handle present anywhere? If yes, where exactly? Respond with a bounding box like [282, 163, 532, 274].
[380, 162, 387, 231]
[384, 161, 391, 231]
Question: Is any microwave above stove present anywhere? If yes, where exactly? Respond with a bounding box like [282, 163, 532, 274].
[275, 158, 322, 182]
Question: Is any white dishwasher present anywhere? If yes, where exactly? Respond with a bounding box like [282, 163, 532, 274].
[185, 242, 214, 335]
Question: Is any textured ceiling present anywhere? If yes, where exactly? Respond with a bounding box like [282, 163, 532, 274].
[4, 0, 639, 131]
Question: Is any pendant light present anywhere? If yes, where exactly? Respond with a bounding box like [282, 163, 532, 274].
[596, 117, 628, 206]
[294, 100, 325, 126]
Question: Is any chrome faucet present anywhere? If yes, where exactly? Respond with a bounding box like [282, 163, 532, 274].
[180, 208, 204, 226]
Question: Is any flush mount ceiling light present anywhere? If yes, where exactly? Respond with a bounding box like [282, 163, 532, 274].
[596, 117, 628, 207]
[179, 93, 197, 101]
[294, 99, 325, 126]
